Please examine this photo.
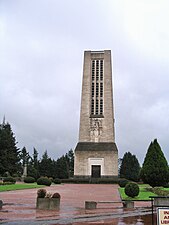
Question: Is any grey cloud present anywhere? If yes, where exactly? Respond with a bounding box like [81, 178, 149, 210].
[0, 0, 169, 163]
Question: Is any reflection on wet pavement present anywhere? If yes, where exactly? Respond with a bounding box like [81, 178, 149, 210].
[0, 184, 154, 224]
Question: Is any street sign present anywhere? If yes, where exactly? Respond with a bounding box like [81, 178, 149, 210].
[157, 208, 169, 225]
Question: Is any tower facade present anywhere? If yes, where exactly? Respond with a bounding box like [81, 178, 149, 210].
[74, 50, 118, 178]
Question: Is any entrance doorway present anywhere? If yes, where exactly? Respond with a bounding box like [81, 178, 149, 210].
[91, 165, 101, 178]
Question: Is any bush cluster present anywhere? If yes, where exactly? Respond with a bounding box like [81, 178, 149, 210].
[124, 182, 139, 198]
[61, 178, 118, 184]
[37, 177, 51, 186]
[3, 177, 16, 184]
[146, 186, 169, 196]
[53, 178, 61, 184]
[118, 179, 129, 187]
[24, 176, 35, 183]
[0, 181, 15, 185]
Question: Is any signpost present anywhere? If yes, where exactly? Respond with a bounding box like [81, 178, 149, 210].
[157, 208, 169, 225]
[150, 196, 169, 225]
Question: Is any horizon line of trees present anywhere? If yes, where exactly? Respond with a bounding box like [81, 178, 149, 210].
[0, 120, 74, 179]
[1, 120, 169, 187]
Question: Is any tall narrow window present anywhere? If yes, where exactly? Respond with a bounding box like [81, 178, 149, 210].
[92, 60, 95, 81]
[91, 59, 104, 116]
[100, 99, 103, 115]
[96, 83, 99, 97]
[100, 83, 103, 97]
[100, 60, 103, 81]
[92, 83, 94, 97]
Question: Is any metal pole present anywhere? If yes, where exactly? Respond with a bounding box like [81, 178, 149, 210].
[151, 198, 154, 225]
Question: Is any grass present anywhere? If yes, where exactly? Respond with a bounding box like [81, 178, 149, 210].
[119, 184, 157, 201]
[0, 183, 44, 192]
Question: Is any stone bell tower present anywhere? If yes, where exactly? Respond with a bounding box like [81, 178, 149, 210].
[74, 50, 118, 178]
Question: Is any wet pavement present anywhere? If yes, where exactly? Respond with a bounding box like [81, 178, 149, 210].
[0, 184, 153, 224]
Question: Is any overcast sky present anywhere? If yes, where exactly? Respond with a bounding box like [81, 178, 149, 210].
[0, 0, 169, 164]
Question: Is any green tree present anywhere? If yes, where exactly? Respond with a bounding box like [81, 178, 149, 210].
[55, 150, 74, 179]
[67, 149, 74, 177]
[27, 148, 40, 179]
[120, 152, 140, 182]
[55, 155, 69, 179]
[0, 120, 20, 175]
[39, 150, 53, 177]
[20, 146, 30, 166]
[32, 147, 39, 170]
[140, 139, 169, 187]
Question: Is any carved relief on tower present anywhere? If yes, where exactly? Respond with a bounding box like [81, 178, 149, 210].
[90, 118, 103, 142]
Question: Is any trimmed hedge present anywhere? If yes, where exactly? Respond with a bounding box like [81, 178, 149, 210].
[146, 186, 169, 196]
[53, 178, 61, 184]
[125, 182, 139, 198]
[24, 176, 35, 183]
[118, 179, 129, 187]
[60, 178, 119, 184]
[37, 177, 51, 186]
[3, 177, 16, 184]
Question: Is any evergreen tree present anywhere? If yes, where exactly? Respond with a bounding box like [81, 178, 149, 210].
[0, 121, 20, 175]
[55, 150, 74, 179]
[32, 147, 39, 170]
[55, 155, 69, 179]
[120, 152, 140, 182]
[20, 147, 39, 179]
[39, 150, 53, 177]
[140, 139, 169, 187]
[20, 146, 30, 166]
[67, 149, 74, 177]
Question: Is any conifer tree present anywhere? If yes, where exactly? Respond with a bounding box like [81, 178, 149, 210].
[33, 147, 39, 170]
[39, 150, 53, 177]
[0, 121, 20, 175]
[120, 152, 140, 182]
[55, 155, 69, 179]
[20, 146, 30, 166]
[140, 139, 169, 187]
[26, 147, 40, 179]
[67, 149, 74, 177]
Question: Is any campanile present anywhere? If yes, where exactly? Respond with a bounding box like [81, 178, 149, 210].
[74, 50, 118, 178]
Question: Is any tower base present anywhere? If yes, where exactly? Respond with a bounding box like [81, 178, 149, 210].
[74, 142, 118, 178]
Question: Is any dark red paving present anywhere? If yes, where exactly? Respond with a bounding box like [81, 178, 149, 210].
[0, 184, 152, 224]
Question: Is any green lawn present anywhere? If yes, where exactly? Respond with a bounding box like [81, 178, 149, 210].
[119, 184, 157, 201]
[0, 183, 44, 192]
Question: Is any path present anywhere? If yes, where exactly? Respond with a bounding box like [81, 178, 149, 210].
[0, 184, 152, 224]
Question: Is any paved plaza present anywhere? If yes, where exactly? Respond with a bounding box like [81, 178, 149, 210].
[0, 184, 152, 224]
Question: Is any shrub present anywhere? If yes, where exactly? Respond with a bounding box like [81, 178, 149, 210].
[0, 182, 14, 185]
[24, 176, 35, 183]
[53, 178, 61, 184]
[61, 178, 118, 184]
[46, 192, 52, 198]
[37, 189, 47, 198]
[147, 186, 169, 196]
[163, 183, 169, 188]
[3, 177, 16, 184]
[52, 193, 61, 198]
[37, 177, 52, 186]
[118, 179, 129, 187]
[125, 182, 139, 198]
